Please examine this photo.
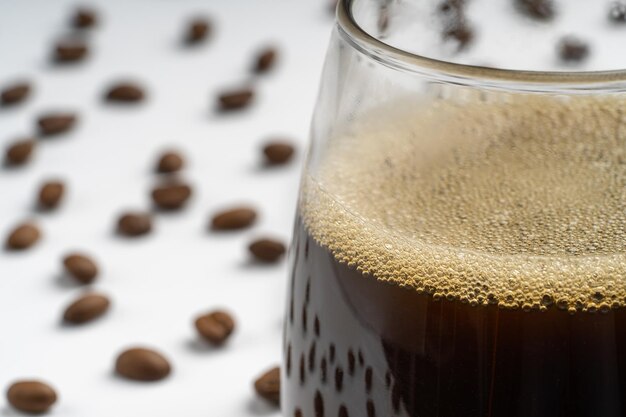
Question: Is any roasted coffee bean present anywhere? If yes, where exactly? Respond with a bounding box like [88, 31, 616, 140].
[5, 139, 35, 166]
[38, 180, 65, 209]
[151, 182, 192, 210]
[186, 18, 211, 44]
[610, 2, 626, 22]
[1, 82, 31, 105]
[63, 293, 110, 324]
[211, 206, 257, 231]
[254, 47, 278, 74]
[6, 223, 40, 250]
[6, 380, 57, 414]
[263, 141, 295, 165]
[38, 113, 77, 136]
[117, 212, 152, 237]
[558, 37, 589, 62]
[63, 253, 98, 284]
[105, 83, 145, 103]
[156, 151, 184, 173]
[249, 238, 286, 263]
[54, 39, 88, 62]
[194, 310, 236, 345]
[72, 7, 97, 29]
[444, 21, 474, 50]
[217, 88, 254, 111]
[516, 0, 555, 20]
[254, 366, 280, 405]
[115, 347, 171, 381]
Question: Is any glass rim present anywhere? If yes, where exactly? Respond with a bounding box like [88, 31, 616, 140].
[337, 0, 626, 92]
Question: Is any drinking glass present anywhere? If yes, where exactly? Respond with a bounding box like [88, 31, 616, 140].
[283, 1, 626, 416]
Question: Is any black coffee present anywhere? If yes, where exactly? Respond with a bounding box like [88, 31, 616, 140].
[283, 96, 626, 417]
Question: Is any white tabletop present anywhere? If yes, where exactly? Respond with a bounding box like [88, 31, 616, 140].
[0, 0, 333, 415]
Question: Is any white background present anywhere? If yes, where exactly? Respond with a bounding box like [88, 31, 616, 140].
[0, 0, 333, 415]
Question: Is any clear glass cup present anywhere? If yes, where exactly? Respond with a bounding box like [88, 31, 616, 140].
[283, 1, 626, 416]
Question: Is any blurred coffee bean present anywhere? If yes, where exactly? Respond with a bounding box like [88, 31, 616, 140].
[1, 82, 31, 106]
[6, 380, 57, 414]
[516, 0, 555, 20]
[63, 253, 98, 284]
[254, 366, 280, 405]
[217, 88, 254, 111]
[156, 151, 184, 173]
[610, 2, 626, 22]
[38, 180, 65, 209]
[151, 182, 192, 210]
[63, 293, 110, 324]
[186, 18, 211, 44]
[115, 347, 171, 381]
[254, 47, 278, 74]
[249, 238, 286, 263]
[72, 7, 97, 29]
[6, 223, 40, 250]
[558, 36, 589, 62]
[105, 83, 145, 103]
[5, 139, 35, 166]
[194, 310, 236, 345]
[38, 113, 77, 136]
[263, 141, 295, 165]
[117, 212, 152, 237]
[211, 206, 257, 231]
[54, 39, 88, 62]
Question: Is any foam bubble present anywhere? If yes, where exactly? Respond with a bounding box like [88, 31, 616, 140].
[301, 94, 626, 312]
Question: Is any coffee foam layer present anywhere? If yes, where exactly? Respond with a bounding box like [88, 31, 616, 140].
[300, 94, 626, 312]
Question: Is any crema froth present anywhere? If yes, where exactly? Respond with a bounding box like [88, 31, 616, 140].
[301, 95, 626, 312]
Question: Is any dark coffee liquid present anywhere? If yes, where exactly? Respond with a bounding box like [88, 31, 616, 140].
[283, 218, 626, 417]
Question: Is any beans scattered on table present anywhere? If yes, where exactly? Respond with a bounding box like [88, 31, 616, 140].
[115, 347, 172, 382]
[38, 112, 77, 136]
[249, 238, 287, 263]
[211, 206, 257, 231]
[1, 81, 31, 106]
[194, 310, 236, 345]
[253, 366, 280, 405]
[117, 212, 152, 237]
[63, 252, 99, 284]
[63, 293, 110, 324]
[5, 223, 41, 250]
[38, 180, 65, 210]
[5, 139, 35, 166]
[6, 380, 57, 414]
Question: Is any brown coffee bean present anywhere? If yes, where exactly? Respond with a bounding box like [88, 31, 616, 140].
[151, 182, 192, 210]
[5, 139, 35, 166]
[516, 0, 555, 20]
[217, 88, 254, 111]
[115, 347, 171, 381]
[211, 206, 257, 231]
[186, 18, 211, 44]
[38, 180, 65, 209]
[54, 39, 88, 62]
[1, 82, 31, 105]
[249, 238, 286, 263]
[194, 310, 235, 345]
[38, 113, 77, 136]
[558, 37, 589, 62]
[72, 7, 97, 29]
[105, 83, 145, 103]
[6, 223, 40, 250]
[117, 212, 152, 237]
[63, 293, 110, 324]
[263, 141, 295, 165]
[156, 151, 184, 173]
[6, 380, 57, 414]
[254, 47, 278, 74]
[254, 366, 280, 405]
[444, 21, 474, 50]
[63, 253, 98, 284]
